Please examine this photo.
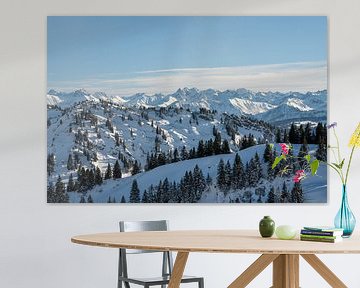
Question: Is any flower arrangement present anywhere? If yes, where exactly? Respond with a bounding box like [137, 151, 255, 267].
[272, 122, 360, 236]
[272, 122, 360, 185]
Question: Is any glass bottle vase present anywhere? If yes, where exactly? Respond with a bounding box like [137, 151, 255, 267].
[334, 185, 356, 237]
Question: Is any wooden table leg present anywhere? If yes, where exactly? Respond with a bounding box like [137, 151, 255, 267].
[301, 254, 347, 288]
[228, 254, 279, 288]
[272, 254, 299, 288]
[168, 252, 189, 288]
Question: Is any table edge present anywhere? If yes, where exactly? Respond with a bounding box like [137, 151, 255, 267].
[71, 236, 360, 255]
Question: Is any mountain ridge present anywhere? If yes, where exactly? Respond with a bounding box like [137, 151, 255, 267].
[47, 87, 327, 125]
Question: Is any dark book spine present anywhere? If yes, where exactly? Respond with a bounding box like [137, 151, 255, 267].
[300, 230, 335, 236]
[300, 237, 336, 243]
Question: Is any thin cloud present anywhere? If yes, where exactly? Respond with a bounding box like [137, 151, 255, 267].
[49, 61, 327, 96]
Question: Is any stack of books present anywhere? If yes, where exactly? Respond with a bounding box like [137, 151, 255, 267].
[300, 226, 344, 243]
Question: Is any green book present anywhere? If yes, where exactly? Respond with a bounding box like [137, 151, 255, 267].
[300, 236, 342, 243]
[300, 234, 339, 240]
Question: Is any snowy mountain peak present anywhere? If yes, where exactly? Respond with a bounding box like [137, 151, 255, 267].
[285, 98, 313, 111]
[47, 87, 327, 125]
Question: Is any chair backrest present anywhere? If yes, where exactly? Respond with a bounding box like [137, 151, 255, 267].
[118, 220, 173, 283]
[119, 220, 169, 254]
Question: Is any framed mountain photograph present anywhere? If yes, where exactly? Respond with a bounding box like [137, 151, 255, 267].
[47, 16, 328, 203]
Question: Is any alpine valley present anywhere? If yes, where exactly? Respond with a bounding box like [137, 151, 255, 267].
[47, 87, 328, 203]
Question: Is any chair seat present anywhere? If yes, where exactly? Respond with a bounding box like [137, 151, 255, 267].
[119, 274, 203, 286]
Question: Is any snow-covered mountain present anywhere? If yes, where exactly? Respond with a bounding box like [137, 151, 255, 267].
[47, 87, 327, 203]
[47, 89, 102, 107]
[47, 87, 327, 125]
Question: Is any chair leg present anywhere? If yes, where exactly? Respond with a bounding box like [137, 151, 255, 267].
[199, 278, 204, 288]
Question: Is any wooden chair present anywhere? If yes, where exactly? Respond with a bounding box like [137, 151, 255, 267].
[118, 220, 204, 288]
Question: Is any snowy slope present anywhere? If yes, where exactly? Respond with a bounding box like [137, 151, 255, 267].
[67, 144, 327, 203]
[47, 99, 273, 190]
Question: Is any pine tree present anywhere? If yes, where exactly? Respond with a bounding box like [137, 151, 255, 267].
[67, 173, 75, 192]
[142, 189, 149, 203]
[197, 140, 205, 158]
[54, 176, 69, 203]
[47, 153, 55, 176]
[67, 154, 74, 170]
[232, 153, 244, 189]
[304, 123, 312, 144]
[120, 195, 126, 203]
[131, 160, 141, 175]
[298, 143, 309, 167]
[189, 148, 196, 159]
[224, 160, 232, 192]
[155, 179, 171, 203]
[283, 129, 289, 143]
[255, 187, 266, 202]
[217, 159, 226, 191]
[291, 182, 304, 203]
[316, 139, 327, 161]
[267, 186, 275, 203]
[281, 182, 289, 203]
[288, 123, 297, 144]
[213, 133, 222, 155]
[95, 167, 103, 185]
[87, 194, 94, 203]
[180, 146, 189, 160]
[130, 180, 140, 203]
[254, 152, 263, 180]
[77, 167, 87, 192]
[47, 182, 55, 203]
[173, 148, 180, 162]
[87, 169, 95, 189]
[113, 160, 122, 179]
[205, 139, 214, 156]
[263, 144, 273, 163]
[221, 139, 231, 154]
[80, 196, 86, 203]
[206, 173, 213, 186]
[148, 185, 156, 203]
[104, 163, 112, 180]
[247, 158, 258, 187]
[193, 165, 206, 201]
[276, 129, 281, 143]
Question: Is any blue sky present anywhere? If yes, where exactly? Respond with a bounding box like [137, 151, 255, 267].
[47, 16, 327, 95]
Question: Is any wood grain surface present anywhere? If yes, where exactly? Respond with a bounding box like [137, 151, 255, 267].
[71, 230, 360, 254]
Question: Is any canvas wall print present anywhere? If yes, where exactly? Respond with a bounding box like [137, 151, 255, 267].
[47, 16, 328, 203]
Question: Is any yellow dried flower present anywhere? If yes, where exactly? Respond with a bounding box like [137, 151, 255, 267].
[349, 123, 360, 148]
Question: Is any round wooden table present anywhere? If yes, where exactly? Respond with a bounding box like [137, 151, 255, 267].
[72, 230, 360, 288]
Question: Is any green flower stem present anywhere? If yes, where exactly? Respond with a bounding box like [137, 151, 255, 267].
[333, 128, 342, 163]
[345, 145, 356, 185]
[333, 128, 345, 181]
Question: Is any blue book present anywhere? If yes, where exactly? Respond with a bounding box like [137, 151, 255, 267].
[302, 226, 343, 237]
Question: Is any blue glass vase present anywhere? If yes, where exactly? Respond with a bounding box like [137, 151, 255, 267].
[334, 185, 356, 237]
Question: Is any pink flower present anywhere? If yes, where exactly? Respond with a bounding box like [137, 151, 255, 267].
[293, 170, 306, 183]
[279, 143, 289, 155]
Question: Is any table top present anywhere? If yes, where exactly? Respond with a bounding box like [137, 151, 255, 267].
[71, 230, 360, 254]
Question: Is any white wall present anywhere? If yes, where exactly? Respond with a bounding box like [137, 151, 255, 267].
[1, 0, 360, 287]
